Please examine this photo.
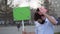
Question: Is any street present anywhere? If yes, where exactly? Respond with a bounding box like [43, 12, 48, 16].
[0, 26, 22, 34]
[0, 26, 35, 34]
[0, 25, 60, 34]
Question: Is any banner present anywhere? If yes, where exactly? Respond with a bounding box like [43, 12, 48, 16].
[13, 7, 31, 21]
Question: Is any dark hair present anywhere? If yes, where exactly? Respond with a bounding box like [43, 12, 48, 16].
[34, 8, 41, 21]
[34, 12, 41, 21]
[34, 8, 45, 24]
[36, 8, 40, 12]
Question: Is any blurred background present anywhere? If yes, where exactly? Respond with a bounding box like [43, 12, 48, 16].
[0, 0, 60, 34]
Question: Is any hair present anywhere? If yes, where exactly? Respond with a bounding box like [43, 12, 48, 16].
[34, 8, 45, 24]
[34, 8, 41, 21]
[36, 8, 40, 12]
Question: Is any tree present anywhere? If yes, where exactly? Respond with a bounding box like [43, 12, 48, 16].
[0, 0, 13, 25]
[44, 0, 58, 18]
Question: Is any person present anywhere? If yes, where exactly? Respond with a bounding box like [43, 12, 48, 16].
[34, 6, 58, 34]
[17, 23, 21, 31]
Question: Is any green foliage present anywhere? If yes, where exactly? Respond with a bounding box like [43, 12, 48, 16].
[55, 32, 60, 34]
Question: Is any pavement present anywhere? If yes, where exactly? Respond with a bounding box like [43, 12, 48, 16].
[0, 26, 22, 34]
[0, 25, 60, 34]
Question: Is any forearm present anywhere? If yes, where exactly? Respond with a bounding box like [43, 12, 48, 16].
[44, 14, 57, 25]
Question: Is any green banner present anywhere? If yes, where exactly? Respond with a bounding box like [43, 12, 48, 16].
[13, 7, 31, 21]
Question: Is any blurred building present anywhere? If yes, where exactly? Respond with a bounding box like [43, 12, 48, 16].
[0, 0, 60, 25]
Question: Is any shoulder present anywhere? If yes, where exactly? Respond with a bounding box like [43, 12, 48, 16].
[34, 21, 40, 26]
[34, 21, 38, 24]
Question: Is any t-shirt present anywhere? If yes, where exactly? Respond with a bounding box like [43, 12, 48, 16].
[34, 17, 58, 34]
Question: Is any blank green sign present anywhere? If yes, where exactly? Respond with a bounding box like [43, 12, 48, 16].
[13, 7, 31, 21]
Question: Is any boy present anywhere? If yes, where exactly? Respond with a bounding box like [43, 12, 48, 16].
[34, 6, 58, 34]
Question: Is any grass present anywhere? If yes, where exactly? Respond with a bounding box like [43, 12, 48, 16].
[55, 32, 60, 34]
